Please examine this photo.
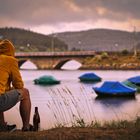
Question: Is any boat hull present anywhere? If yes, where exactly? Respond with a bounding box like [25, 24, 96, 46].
[94, 90, 135, 97]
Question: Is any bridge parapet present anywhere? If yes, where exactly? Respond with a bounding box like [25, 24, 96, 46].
[15, 51, 95, 57]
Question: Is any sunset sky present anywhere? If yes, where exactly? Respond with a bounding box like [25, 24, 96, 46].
[0, 0, 140, 35]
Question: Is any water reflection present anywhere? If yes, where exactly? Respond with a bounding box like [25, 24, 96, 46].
[95, 96, 136, 107]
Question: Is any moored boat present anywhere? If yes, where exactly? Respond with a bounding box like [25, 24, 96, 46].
[93, 81, 136, 97]
[123, 76, 140, 92]
[127, 76, 140, 85]
[79, 72, 102, 83]
[34, 75, 60, 85]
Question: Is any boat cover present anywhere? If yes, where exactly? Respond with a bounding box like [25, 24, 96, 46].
[128, 76, 140, 85]
[79, 73, 101, 82]
[34, 75, 60, 85]
[93, 81, 136, 96]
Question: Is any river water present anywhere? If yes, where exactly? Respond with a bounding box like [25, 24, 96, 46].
[5, 70, 140, 130]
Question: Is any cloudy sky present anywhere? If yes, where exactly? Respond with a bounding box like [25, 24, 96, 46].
[0, 0, 140, 35]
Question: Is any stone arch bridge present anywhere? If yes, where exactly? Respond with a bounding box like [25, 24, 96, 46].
[15, 51, 95, 69]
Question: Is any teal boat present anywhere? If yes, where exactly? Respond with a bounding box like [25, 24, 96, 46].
[122, 76, 140, 93]
[122, 80, 140, 92]
[34, 75, 60, 85]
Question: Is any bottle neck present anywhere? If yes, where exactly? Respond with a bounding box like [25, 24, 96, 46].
[35, 107, 38, 113]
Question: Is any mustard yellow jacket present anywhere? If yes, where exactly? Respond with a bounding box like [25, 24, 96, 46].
[0, 40, 24, 94]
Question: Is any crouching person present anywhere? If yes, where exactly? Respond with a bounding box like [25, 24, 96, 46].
[0, 39, 32, 132]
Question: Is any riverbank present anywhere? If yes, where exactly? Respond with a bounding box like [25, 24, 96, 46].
[1, 117, 140, 140]
[82, 52, 140, 70]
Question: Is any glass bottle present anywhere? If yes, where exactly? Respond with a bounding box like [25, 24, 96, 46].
[33, 106, 40, 131]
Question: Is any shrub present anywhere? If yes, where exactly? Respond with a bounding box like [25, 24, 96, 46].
[101, 52, 109, 59]
[121, 49, 129, 55]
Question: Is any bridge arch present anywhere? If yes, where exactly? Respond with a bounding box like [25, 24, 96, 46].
[54, 59, 82, 70]
[18, 59, 27, 67]
[18, 59, 38, 70]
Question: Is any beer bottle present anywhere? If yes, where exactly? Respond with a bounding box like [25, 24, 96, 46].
[33, 106, 40, 131]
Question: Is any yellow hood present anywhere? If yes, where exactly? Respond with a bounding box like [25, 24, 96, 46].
[0, 39, 15, 57]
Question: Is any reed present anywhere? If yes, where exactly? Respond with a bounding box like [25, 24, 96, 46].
[45, 85, 97, 128]
[44, 85, 140, 129]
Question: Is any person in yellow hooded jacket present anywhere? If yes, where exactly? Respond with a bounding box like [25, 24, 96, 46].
[0, 39, 32, 131]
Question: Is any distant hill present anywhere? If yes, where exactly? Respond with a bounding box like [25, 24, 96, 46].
[0, 27, 68, 52]
[56, 29, 140, 52]
[1, 27, 140, 52]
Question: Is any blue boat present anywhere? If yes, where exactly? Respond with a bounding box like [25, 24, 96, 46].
[127, 76, 140, 85]
[93, 81, 136, 97]
[34, 75, 60, 85]
[79, 72, 101, 83]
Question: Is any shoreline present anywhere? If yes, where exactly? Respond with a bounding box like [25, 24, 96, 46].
[80, 67, 140, 70]
[39, 67, 140, 71]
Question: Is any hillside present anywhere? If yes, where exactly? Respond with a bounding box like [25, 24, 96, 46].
[0, 27, 68, 52]
[56, 29, 140, 52]
[1, 27, 140, 52]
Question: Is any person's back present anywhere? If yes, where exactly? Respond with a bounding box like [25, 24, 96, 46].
[0, 39, 32, 131]
[0, 55, 24, 94]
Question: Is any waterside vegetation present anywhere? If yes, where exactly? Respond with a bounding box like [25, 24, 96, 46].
[83, 51, 140, 70]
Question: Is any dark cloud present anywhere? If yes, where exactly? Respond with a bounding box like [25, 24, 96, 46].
[0, 0, 89, 26]
[73, 0, 140, 20]
[0, 0, 140, 31]
[101, 0, 140, 19]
